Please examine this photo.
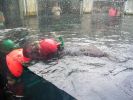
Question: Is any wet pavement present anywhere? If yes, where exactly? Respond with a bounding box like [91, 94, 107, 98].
[0, 14, 133, 100]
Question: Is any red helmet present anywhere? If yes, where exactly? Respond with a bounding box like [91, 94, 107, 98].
[108, 7, 117, 17]
[39, 39, 58, 57]
[6, 49, 30, 77]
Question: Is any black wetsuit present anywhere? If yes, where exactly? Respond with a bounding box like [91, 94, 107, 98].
[0, 51, 8, 99]
[0, 50, 24, 100]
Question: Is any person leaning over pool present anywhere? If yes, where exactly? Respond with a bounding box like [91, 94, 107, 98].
[22, 37, 64, 61]
[0, 39, 28, 99]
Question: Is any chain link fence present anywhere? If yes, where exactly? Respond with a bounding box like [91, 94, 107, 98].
[37, 0, 83, 31]
[0, 0, 126, 30]
[0, 0, 83, 31]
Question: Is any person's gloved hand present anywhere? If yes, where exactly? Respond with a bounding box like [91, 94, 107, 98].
[22, 60, 37, 67]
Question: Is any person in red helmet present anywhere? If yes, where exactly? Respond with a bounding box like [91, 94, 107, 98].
[4, 48, 30, 99]
[23, 38, 64, 61]
[0, 39, 30, 99]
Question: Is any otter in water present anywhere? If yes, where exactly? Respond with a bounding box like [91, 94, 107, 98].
[62, 45, 107, 57]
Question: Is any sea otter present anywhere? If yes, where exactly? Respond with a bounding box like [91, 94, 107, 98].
[61, 45, 107, 57]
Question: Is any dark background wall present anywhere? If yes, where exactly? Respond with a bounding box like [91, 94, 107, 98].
[1, 0, 22, 28]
